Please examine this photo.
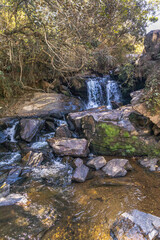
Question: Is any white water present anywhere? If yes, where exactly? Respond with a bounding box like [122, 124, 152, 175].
[3, 121, 19, 142]
[86, 76, 122, 109]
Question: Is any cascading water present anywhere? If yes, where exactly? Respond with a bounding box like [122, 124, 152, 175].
[3, 121, 19, 142]
[86, 75, 122, 109]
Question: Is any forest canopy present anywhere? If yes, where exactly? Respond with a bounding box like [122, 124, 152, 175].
[0, 0, 159, 98]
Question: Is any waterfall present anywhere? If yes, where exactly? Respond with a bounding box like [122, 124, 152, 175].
[86, 75, 122, 109]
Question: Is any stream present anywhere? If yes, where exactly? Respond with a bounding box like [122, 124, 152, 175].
[0, 76, 160, 239]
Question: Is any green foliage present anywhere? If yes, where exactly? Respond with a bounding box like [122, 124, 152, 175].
[0, 0, 159, 98]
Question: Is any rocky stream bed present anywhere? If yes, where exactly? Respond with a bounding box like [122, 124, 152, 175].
[0, 84, 160, 239]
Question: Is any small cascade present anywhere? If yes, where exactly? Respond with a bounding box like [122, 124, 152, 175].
[87, 78, 104, 108]
[106, 80, 122, 110]
[86, 75, 122, 110]
[4, 121, 19, 142]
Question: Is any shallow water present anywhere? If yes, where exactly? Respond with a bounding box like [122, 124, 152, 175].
[0, 157, 159, 240]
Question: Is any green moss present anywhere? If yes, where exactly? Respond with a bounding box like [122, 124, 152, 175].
[90, 121, 160, 157]
[99, 123, 120, 137]
[123, 132, 130, 138]
[132, 136, 138, 140]
[125, 144, 136, 154]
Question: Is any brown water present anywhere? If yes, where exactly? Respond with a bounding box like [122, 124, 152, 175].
[0, 158, 160, 240]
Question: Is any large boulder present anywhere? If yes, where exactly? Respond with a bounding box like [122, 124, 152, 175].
[1, 93, 83, 118]
[48, 138, 89, 157]
[110, 210, 160, 240]
[68, 106, 160, 157]
[20, 118, 44, 142]
[102, 159, 132, 177]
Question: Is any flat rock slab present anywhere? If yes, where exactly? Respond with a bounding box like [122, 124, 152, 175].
[102, 158, 132, 177]
[48, 138, 89, 157]
[1, 93, 83, 118]
[138, 157, 160, 172]
[87, 156, 107, 170]
[111, 209, 160, 240]
[72, 164, 89, 182]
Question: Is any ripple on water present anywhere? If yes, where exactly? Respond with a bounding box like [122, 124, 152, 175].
[31, 159, 73, 186]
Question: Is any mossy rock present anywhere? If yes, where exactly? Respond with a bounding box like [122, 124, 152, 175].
[90, 122, 160, 157]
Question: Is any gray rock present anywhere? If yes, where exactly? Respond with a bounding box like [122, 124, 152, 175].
[20, 118, 44, 142]
[72, 164, 89, 182]
[138, 157, 160, 172]
[3, 142, 20, 152]
[48, 138, 89, 157]
[87, 156, 107, 170]
[73, 158, 83, 168]
[102, 159, 132, 177]
[111, 209, 160, 240]
[55, 124, 72, 138]
[2, 93, 83, 118]
[6, 167, 22, 184]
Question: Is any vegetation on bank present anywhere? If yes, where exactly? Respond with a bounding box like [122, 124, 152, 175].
[0, 0, 159, 99]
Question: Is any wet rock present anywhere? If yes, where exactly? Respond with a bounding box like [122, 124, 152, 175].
[6, 167, 22, 184]
[45, 120, 56, 131]
[110, 209, 160, 240]
[48, 138, 89, 157]
[62, 156, 74, 164]
[0, 172, 8, 185]
[138, 157, 160, 172]
[0, 182, 10, 198]
[72, 164, 89, 183]
[87, 156, 107, 170]
[0, 193, 27, 206]
[0, 152, 21, 170]
[3, 142, 20, 152]
[20, 118, 44, 142]
[0, 131, 6, 143]
[31, 161, 72, 186]
[102, 159, 132, 177]
[2, 92, 83, 118]
[22, 151, 44, 167]
[55, 124, 72, 138]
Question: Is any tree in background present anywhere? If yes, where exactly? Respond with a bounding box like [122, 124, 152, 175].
[0, 0, 159, 98]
